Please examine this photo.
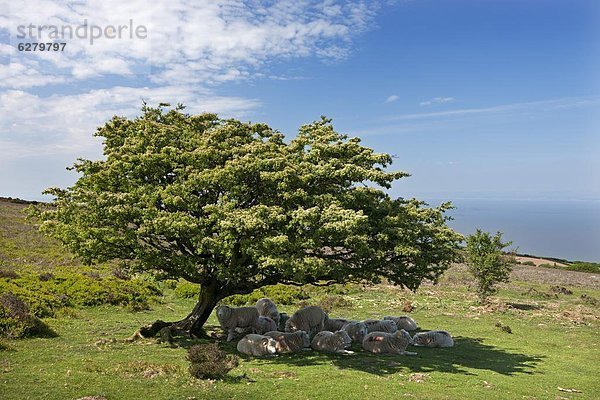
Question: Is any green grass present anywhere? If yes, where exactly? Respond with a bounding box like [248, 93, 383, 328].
[1, 200, 599, 399]
[2, 280, 598, 400]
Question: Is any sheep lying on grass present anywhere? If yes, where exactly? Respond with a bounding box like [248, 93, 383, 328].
[264, 330, 310, 353]
[363, 319, 398, 334]
[324, 317, 352, 332]
[383, 315, 417, 331]
[277, 312, 289, 332]
[221, 298, 451, 358]
[311, 330, 352, 354]
[342, 321, 368, 343]
[252, 316, 278, 335]
[362, 330, 416, 355]
[285, 306, 327, 337]
[216, 305, 260, 341]
[256, 298, 280, 325]
[412, 330, 454, 347]
[237, 334, 278, 356]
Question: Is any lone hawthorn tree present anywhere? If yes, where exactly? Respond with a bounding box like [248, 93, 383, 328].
[465, 229, 513, 302]
[39, 104, 461, 337]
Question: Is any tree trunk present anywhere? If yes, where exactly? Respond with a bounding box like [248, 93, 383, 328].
[137, 280, 223, 339]
[173, 280, 221, 335]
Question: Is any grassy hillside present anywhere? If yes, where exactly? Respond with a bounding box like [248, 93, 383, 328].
[1, 199, 599, 400]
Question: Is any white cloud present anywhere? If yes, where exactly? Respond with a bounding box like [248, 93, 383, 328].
[2, 0, 378, 88]
[0, 1, 381, 162]
[0, 87, 261, 159]
[419, 96, 455, 106]
[385, 94, 399, 103]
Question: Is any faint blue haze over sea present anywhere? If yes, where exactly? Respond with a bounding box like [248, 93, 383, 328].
[427, 198, 600, 263]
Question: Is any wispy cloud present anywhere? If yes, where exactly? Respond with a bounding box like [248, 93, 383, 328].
[419, 96, 455, 106]
[385, 97, 599, 122]
[350, 96, 600, 137]
[385, 94, 399, 103]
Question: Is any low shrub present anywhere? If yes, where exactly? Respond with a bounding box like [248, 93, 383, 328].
[539, 261, 600, 274]
[38, 272, 54, 281]
[0, 292, 56, 338]
[225, 284, 309, 306]
[0, 269, 19, 279]
[174, 281, 199, 299]
[111, 267, 131, 280]
[520, 261, 536, 266]
[319, 295, 353, 312]
[187, 343, 238, 380]
[0, 281, 61, 317]
[538, 262, 600, 273]
[261, 285, 310, 305]
[0, 269, 161, 317]
[162, 279, 178, 290]
[326, 284, 352, 295]
[567, 262, 600, 273]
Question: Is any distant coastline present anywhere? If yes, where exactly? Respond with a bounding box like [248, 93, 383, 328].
[4, 195, 598, 264]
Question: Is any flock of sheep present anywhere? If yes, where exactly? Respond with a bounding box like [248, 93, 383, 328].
[215, 298, 454, 357]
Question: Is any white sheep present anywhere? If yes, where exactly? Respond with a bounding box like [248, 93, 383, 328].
[412, 330, 454, 347]
[236, 334, 278, 356]
[277, 312, 289, 332]
[383, 316, 418, 331]
[324, 317, 352, 332]
[362, 329, 416, 355]
[362, 319, 398, 334]
[252, 316, 278, 335]
[255, 298, 280, 325]
[264, 330, 310, 353]
[341, 321, 368, 343]
[285, 306, 328, 337]
[216, 305, 260, 341]
[311, 330, 352, 353]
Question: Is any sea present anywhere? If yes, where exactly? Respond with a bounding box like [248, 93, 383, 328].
[425, 198, 600, 263]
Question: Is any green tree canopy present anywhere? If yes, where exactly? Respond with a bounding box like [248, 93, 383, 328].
[39, 104, 462, 335]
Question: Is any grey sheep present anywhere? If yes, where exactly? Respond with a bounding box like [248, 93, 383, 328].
[412, 330, 454, 347]
[264, 330, 310, 353]
[277, 312, 289, 332]
[256, 298, 280, 325]
[252, 316, 278, 335]
[362, 329, 416, 355]
[383, 315, 418, 331]
[236, 334, 278, 356]
[362, 319, 398, 334]
[285, 306, 328, 337]
[341, 321, 368, 343]
[324, 317, 352, 332]
[311, 330, 352, 353]
[216, 305, 260, 341]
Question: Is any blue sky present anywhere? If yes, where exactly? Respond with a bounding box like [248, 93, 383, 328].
[1, 0, 599, 202]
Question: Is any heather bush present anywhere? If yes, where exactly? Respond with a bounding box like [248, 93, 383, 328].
[187, 343, 238, 380]
[0, 292, 56, 338]
[38, 272, 54, 281]
[0, 269, 19, 279]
